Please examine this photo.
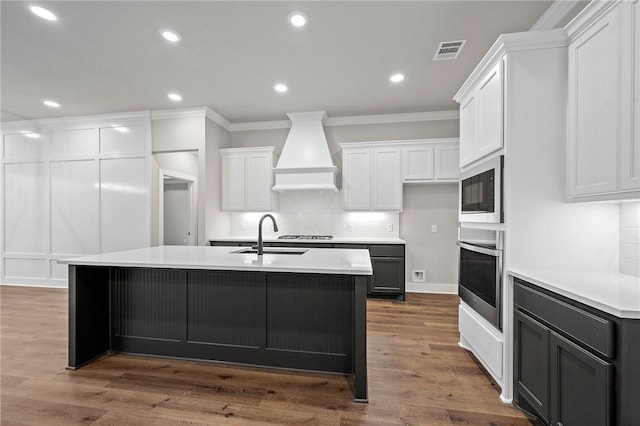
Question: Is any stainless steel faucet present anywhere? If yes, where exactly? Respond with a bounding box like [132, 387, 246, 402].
[257, 214, 279, 255]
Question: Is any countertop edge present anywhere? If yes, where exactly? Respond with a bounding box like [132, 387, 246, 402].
[209, 236, 406, 244]
[508, 269, 640, 319]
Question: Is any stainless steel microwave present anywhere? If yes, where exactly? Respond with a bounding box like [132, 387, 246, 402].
[459, 155, 503, 223]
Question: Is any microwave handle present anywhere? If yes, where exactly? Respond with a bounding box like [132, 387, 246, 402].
[457, 241, 502, 257]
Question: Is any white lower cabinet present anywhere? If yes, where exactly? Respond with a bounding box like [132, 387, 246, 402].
[220, 147, 275, 212]
[567, 0, 639, 201]
[341, 142, 402, 211]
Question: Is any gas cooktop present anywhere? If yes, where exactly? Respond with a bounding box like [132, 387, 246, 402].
[278, 235, 333, 240]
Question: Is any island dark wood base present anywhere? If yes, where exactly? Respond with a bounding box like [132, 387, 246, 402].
[68, 265, 368, 402]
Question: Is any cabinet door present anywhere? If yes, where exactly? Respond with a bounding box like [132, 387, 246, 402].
[221, 153, 246, 211]
[620, 0, 640, 191]
[459, 94, 477, 167]
[549, 332, 613, 426]
[402, 145, 434, 181]
[342, 149, 372, 210]
[476, 61, 503, 160]
[568, 5, 621, 196]
[514, 310, 550, 423]
[435, 145, 460, 180]
[372, 148, 402, 210]
[369, 257, 404, 294]
[245, 151, 272, 211]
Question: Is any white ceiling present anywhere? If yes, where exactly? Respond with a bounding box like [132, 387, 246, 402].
[2, 1, 569, 124]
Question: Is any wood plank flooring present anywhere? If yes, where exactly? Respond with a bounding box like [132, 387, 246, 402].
[0, 285, 534, 425]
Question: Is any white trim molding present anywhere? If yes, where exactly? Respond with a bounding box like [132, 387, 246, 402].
[406, 282, 457, 294]
[530, 0, 586, 31]
[228, 110, 460, 132]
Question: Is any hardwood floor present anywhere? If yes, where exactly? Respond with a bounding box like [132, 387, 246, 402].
[1, 285, 533, 425]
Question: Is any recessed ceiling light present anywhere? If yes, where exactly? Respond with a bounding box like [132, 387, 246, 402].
[168, 93, 182, 101]
[390, 73, 405, 83]
[29, 5, 57, 21]
[160, 29, 181, 43]
[43, 100, 60, 108]
[274, 84, 288, 93]
[288, 11, 307, 28]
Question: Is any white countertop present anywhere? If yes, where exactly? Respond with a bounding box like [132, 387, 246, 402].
[210, 236, 406, 245]
[509, 269, 640, 319]
[59, 246, 373, 276]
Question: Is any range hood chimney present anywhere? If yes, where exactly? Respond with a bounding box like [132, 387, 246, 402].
[272, 111, 338, 192]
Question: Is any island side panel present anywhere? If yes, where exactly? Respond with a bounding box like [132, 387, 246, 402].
[353, 275, 368, 402]
[68, 265, 111, 368]
[111, 268, 187, 357]
[264, 273, 354, 373]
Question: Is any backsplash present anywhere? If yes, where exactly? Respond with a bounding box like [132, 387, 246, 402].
[226, 191, 400, 239]
[620, 202, 640, 277]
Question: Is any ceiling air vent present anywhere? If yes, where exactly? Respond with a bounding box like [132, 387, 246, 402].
[433, 40, 466, 61]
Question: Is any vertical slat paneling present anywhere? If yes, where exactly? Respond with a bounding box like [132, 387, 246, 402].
[113, 268, 184, 341]
[266, 273, 353, 355]
[187, 270, 263, 347]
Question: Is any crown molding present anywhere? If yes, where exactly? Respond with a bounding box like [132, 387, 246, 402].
[530, 0, 585, 31]
[205, 107, 232, 131]
[228, 110, 459, 132]
[326, 110, 459, 126]
[151, 107, 208, 121]
[1, 111, 151, 134]
[2, 107, 459, 134]
[453, 28, 568, 102]
[228, 120, 291, 132]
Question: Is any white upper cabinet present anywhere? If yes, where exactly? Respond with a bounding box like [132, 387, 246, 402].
[621, 0, 640, 192]
[341, 142, 402, 211]
[457, 60, 504, 167]
[220, 147, 274, 211]
[372, 147, 402, 210]
[401, 139, 460, 183]
[567, 0, 640, 201]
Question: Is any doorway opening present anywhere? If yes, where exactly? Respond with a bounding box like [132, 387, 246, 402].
[158, 169, 197, 245]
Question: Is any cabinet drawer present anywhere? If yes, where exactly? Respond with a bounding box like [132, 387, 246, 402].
[515, 280, 614, 358]
[368, 244, 404, 257]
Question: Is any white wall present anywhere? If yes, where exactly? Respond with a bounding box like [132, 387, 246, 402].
[401, 184, 459, 293]
[205, 117, 230, 239]
[151, 151, 199, 245]
[163, 181, 190, 245]
[229, 119, 460, 289]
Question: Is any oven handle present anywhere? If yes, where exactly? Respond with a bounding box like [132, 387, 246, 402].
[457, 241, 502, 257]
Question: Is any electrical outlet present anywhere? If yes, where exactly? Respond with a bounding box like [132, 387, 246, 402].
[412, 270, 425, 283]
[239, 222, 245, 232]
[347, 224, 353, 233]
[431, 224, 438, 233]
[387, 223, 393, 232]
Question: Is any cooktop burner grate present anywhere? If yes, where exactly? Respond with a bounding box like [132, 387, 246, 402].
[278, 235, 333, 240]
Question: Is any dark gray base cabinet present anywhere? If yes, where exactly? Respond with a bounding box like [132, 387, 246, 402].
[210, 241, 406, 301]
[514, 278, 639, 426]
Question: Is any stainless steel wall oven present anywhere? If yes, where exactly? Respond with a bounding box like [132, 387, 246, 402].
[458, 228, 503, 330]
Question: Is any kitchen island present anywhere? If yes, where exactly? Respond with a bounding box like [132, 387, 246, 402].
[61, 245, 372, 401]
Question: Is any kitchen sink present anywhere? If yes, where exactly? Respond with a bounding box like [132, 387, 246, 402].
[232, 248, 308, 255]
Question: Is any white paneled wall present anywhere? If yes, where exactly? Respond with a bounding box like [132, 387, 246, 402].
[1, 112, 151, 287]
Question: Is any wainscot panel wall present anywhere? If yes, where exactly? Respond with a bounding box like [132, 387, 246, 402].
[1, 112, 152, 287]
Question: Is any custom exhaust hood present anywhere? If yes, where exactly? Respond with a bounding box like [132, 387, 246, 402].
[272, 111, 339, 192]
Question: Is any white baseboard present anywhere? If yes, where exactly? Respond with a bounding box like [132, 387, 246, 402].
[1, 280, 67, 289]
[406, 282, 457, 294]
